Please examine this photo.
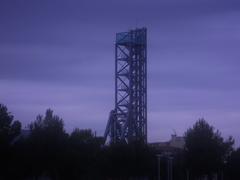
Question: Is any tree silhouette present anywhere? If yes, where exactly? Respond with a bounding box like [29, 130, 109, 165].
[67, 128, 103, 179]
[70, 128, 94, 143]
[184, 118, 234, 179]
[28, 109, 68, 179]
[226, 148, 240, 180]
[0, 104, 21, 146]
[2, 104, 240, 180]
[0, 104, 22, 179]
[29, 109, 65, 137]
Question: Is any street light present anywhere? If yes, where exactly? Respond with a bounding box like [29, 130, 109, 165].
[156, 154, 163, 180]
[168, 156, 173, 180]
[221, 160, 227, 180]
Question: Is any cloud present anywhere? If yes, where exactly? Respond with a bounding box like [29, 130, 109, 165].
[1, 80, 113, 133]
[0, 44, 114, 85]
[148, 109, 240, 146]
[0, 0, 240, 146]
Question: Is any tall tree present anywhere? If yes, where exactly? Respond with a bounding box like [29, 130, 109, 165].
[226, 148, 240, 180]
[184, 118, 234, 179]
[28, 109, 68, 179]
[70, 128, 95, 143]
[29, 109, 65, 137]
[0, 104, 21, 146]
[0, 104, 22, 179]
[67, 128, 103, 179]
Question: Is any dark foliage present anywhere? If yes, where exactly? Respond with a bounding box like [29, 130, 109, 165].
[99, 142, 156, 179]
[0, 104, 21, 145]
[0, 104, 239, 180]
[0, 105, 155, 180]
[184, 118, 234, 179]
[0, 104, 21, 179]
[226, 148, 240, 180]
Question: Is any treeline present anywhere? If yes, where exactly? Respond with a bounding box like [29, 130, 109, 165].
[0, 103, 240, 180]
[0, 104, 156, 180]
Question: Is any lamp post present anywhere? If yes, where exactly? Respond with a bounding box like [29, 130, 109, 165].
[186, 169, 189, 180]
[156, 154, 163, 180]
[221, 160, 227, 180]
[168, 156, 173, 180]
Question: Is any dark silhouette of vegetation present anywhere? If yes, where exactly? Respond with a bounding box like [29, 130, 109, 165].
[99, 142, 156, 179]
[0, 104, 22, 179]
[0, 104, 21, 146]
[0, 103, 240, 180]
[225, 148, 240, 180]
[184, 118, 234, 180]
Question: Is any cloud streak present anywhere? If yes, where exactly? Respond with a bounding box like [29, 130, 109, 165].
[0, 0, 240, 145]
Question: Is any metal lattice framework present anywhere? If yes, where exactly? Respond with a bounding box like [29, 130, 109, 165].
[104, 28, 147, 144]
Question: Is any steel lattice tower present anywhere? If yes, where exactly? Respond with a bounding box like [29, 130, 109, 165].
[104, 28, 147, 144]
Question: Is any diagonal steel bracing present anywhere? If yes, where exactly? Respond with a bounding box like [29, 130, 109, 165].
[104, 28, 147, 144]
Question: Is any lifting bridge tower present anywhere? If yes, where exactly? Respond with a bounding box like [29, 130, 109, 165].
[104, 28, 147, 144]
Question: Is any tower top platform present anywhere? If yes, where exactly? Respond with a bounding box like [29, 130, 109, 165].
[116, 28, 147, 45]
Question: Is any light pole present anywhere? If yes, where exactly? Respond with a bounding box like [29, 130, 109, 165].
[221, 160, 227, 180]
[186, 169, 189, 180]
[168, 156, 173, 180]
[156, 154, 163, 180]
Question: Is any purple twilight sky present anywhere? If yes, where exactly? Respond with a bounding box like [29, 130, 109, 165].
[1, 0, 240, 146]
